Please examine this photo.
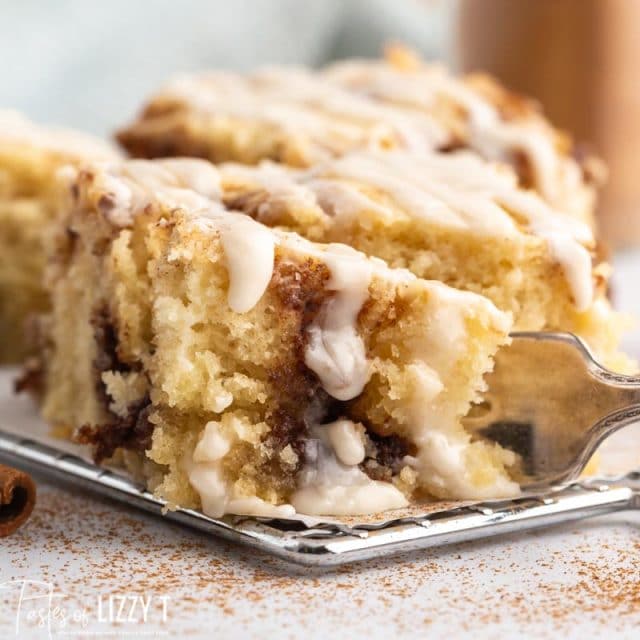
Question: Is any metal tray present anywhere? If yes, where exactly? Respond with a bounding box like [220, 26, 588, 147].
[1, 429, 638, 567]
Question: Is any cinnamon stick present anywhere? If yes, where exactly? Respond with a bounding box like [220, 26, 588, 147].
[0, 463, 36, 536]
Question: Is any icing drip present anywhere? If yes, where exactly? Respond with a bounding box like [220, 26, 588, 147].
[79, 157, 520, 512]
[85, 158, 275, 314]
[437, 78, 560, 205]
[223, 162, 317, 212]
[253, 67, 446, 149]
[290, 424, 408, 516]
[323, 60, 565, 209]
[307, 151, 595, 311]
[219, 215, 275, 313]
[90, 158, 221, 227]
[222, 148, 594, 310]
[326, 419, 366, 466]
[304, 244, 373, 401]
[151, 58, 590, 220]
[543, 234, 593, 311]
[311, 152, 518, 237]
[306, 177, 395, 223]
[161, 66, 449, 154]
[122, 158, 221, 198]
[187, 420, 296, 518]
[495, 189, 594, 310]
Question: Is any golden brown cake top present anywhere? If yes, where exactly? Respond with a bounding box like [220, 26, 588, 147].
[72, 156, 415, 319]
[117, 47, 599, 221]
[221, 149, 596, 311]
[77, 147, 597, 314]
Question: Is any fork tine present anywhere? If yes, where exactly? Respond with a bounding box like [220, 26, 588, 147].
[464, 332, 640, 489]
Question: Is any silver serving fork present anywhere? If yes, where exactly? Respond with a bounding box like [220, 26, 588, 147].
[464, 331, 640, 491]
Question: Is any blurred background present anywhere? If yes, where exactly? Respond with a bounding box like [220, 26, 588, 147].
[0, 0, 454, 135]
[2, 0, 640, 343]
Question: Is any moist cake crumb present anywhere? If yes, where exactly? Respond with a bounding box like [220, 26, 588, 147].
[0, 111, 119, 362]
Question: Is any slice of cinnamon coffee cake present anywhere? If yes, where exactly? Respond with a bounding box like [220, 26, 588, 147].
[35, 158, 514, 517]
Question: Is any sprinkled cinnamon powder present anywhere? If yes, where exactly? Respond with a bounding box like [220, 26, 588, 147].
[0, 480, 638, 638]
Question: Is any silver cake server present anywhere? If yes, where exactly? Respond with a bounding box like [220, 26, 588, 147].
[464, 331, 640, 492]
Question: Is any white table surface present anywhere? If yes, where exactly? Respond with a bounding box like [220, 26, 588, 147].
[1, 253, 640, 640]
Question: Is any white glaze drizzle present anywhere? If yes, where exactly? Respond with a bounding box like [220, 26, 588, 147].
[323, 60, 568, 208]
[82, 159, 277, 314]
[253, 66, 446, 150]
[326, 419, 366, 466]
[219, 215, 275, 313]
[222, 150, 594, 311]
[307, 151, 594, 310]
[154, 57, 583, 215]
[158, 66, 449, 155]
[188, 419, 297, 518]
[303, 243, 373, 401]
[309, 152, 519, 237]
[432, 75, 561, 205]
[92, 158, 221, 227]
[290, 424, 408, 516]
